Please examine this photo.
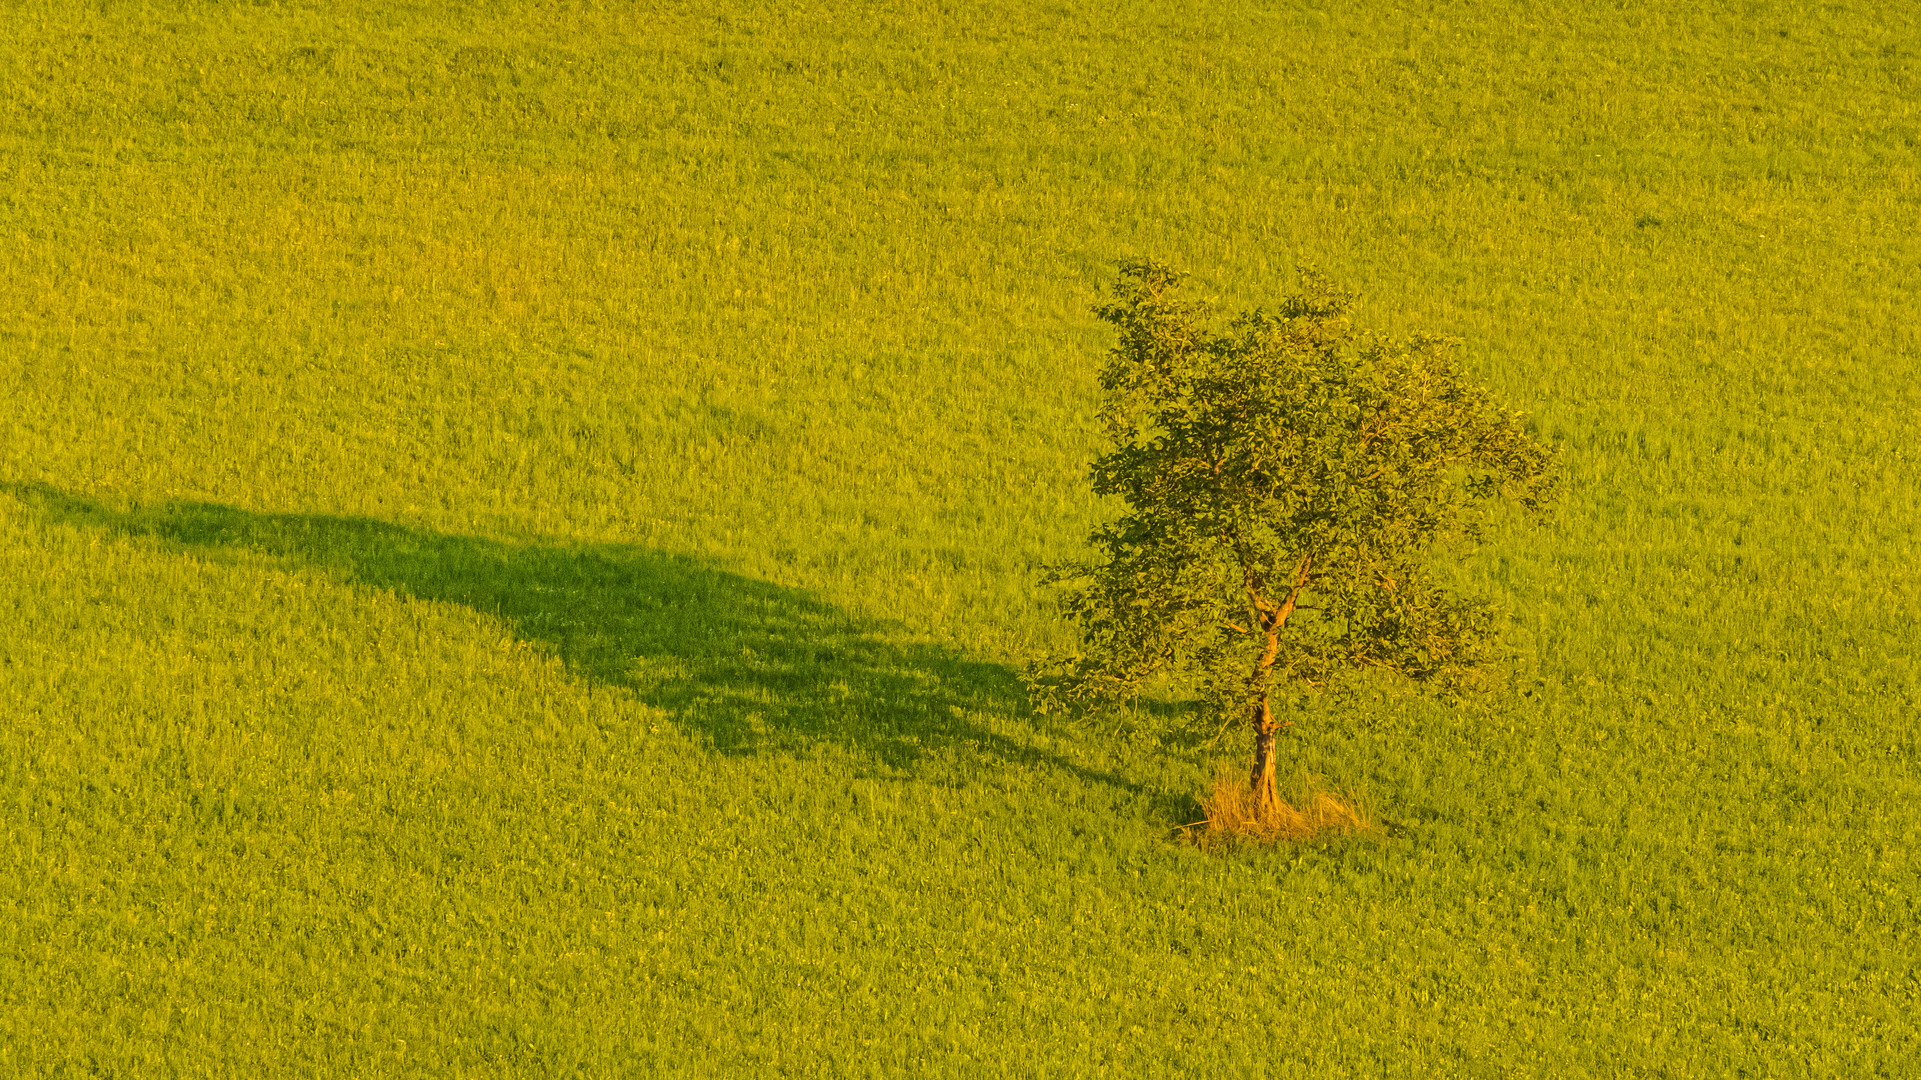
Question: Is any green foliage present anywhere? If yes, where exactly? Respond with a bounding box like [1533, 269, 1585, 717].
[1031, 262, 1557, 741]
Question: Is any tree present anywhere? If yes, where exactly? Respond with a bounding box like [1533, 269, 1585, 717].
[1028, 261, 1558, 817]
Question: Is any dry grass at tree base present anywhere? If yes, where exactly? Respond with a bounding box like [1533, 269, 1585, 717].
[1185, 767, 1373, 846]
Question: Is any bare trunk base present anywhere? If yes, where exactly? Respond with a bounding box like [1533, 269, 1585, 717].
[1191, 766, 1369, 847]
[1250, 723, 1279, 811]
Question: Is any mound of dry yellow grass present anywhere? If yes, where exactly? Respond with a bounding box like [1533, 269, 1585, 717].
[1182, 766, 1372, 846]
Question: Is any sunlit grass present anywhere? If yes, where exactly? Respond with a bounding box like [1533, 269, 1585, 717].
[1, 0, 1916, 1075]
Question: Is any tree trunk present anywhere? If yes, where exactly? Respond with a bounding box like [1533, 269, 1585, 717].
[1249, 690, 1279, 810]
[1242, 553, 1310, 813]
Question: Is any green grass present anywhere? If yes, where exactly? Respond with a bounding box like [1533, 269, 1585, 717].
[2, 0, 1917, 1075]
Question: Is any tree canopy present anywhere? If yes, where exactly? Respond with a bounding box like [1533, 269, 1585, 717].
[1029, 261, 1559, 813]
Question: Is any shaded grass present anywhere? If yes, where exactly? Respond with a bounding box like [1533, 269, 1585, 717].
[3, 480, 1143, 796]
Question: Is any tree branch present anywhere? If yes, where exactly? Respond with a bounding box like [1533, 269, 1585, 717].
[1272, 553, 1314, 630]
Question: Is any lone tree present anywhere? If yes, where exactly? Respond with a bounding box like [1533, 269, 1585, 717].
[1029, 261, 1558, 820]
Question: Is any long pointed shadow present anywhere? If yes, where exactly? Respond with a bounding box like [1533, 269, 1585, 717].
[6, 481, 1139, 793]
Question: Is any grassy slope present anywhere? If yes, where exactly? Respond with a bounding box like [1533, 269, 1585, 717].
[2, 0, 1917, 1075]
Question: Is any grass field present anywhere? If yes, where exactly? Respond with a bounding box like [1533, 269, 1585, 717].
[2, 1, 1917, 1075]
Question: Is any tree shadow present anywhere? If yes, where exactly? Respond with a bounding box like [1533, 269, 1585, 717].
[5, 481, 1142, 793]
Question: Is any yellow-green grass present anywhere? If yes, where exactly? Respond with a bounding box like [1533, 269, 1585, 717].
[2, 0, 1916, 1075]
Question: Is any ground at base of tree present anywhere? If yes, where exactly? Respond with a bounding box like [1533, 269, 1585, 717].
[1183, 766, 1373, 847]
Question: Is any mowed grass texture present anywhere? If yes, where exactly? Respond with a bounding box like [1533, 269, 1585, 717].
[1, 0, 1916, 1075]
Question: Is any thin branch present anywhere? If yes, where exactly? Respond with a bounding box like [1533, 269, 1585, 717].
[1272, 552, 1314, 629]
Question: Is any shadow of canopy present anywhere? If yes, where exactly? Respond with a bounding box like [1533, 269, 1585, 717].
[6, 481, 1130, 789]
